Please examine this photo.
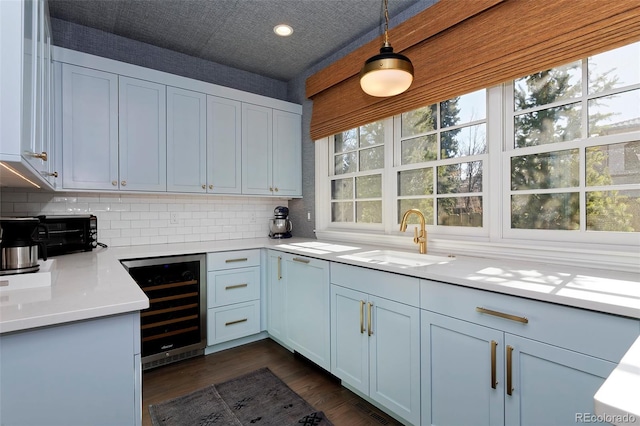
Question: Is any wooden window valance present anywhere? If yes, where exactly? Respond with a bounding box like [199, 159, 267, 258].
[306, 0, 640, 141]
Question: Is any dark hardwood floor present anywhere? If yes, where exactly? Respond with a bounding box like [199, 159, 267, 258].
[142, 338, 403, 426]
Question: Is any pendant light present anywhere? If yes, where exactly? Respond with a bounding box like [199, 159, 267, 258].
[360, 0, 414, 97]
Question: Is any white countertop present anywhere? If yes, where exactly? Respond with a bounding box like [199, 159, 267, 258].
[595, 335, 640, 424]
[1, 237, 639, 335]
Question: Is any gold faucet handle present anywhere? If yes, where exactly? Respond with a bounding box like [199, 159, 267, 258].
[413, 226, 420, 244]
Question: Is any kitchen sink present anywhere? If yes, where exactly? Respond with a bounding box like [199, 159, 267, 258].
[337, 250, 454, 268]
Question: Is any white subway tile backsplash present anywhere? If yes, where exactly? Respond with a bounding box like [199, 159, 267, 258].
[1, 190, 284, 247]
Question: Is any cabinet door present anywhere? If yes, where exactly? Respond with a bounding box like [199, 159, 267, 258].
[62, 64, 119, 190]
[242, 103, 272, 195]
[20, 0, 37, 167]
[331, 285, 369, 395]
[369, 295, 421, 426]
[207, 96, 241, 194]
[119, 76, 166, 191]
[504, 334, 616, 426]
[283, 254, 330, 370]
[272, 110, 301, 196]
[166, 86, 206, 193]
[422, 311, 505, 426]
[266, 251, 285, 342]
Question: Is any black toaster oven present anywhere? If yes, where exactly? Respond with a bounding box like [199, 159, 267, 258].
[36, 215, 98, 256]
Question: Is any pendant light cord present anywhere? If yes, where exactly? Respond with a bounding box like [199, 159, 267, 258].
[383, 0, 390, 46]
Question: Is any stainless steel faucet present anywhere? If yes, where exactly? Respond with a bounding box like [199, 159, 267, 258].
[399, 209, 427, 254]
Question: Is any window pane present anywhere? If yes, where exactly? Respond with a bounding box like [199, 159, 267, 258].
[331, 178, 353, 200]
[359, 146, 384, 171]
[401, 104, 437, 137]
[441, 89, 486, 128]
[360, 121, 384, 147]
[335, 129, 357, 153]
[589, 42, 640, 94]
[437, 197, 483, 227]
[511, 149, 579, 190]
[334, 152, 357, 175]
[588, 90, 640, 137]
[514, 62, 582, 111]
[401, 134, 437, 165]
[356, 174, 382, 198]
[398, 200, 434, 225]
[587, 190, 640, 232]
[437, 161, 483, 194]
[511, 193, 579, 230]
[398, 168, 434, 196]
[442, 123, 487, 159]
[514, 103, 582, 147]
[356, 201, 382, 223]
[586, 142, 640, 186]
[331, 202, 353, 222]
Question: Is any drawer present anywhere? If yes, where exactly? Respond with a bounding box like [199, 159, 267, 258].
[207, 267, 260, 308]
[207, 249, 260, 271]
[207, 300, 260, 345]
[330, 262, 420, 307]
[420, 279, 640, 362]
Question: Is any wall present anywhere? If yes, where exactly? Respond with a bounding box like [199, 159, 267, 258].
[0, 189, 285, 247]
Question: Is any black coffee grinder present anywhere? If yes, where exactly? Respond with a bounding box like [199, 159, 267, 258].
[0, 217, 49, 275]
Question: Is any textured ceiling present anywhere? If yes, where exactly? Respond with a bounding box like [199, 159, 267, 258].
[48, 0, 427, 82]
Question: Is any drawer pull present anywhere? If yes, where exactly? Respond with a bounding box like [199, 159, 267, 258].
[225, 283, 248, 290]
[476, 307, 528, 324]
[490, 340, 498, 389]
[225, 318, 248, 326]
[225, 257, 248, 263]
[506, 345, 514, 396]
[292, 257, 310, 264]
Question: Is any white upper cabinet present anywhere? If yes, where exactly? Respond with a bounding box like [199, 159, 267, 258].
[242, 104, 302, 197]
[118, 76, 166, 191]
[207, 96, 242, 194]
[273, 110, 302, 197]
[61, 64, 119, 190]
[0, 0, 56, 188]
[166, 86, 207, 193]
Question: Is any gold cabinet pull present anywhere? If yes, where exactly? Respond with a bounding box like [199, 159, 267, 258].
[43, 171, 58, 178]
[292, 257, 310, 264]
[209, 184, 213, 189]
[274, 187, 279, 192]
[121, 180, 127, 186]
[360, 300, 365, 334]
[506, 345, 514, 396]
[225, 257, 248, 263]
[28, 151, 47, 161]
[112, 180, 118, 186]
[277, 256, 282, 280]
[225, 283, 248, 290]
[476, 307, 528, 324]
[367, 302, 373, 336]
[225, 318, 248, 326]
[202, 184, 206, 189]
[491, 340, 498, 389]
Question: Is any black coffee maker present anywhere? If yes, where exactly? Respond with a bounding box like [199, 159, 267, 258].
[0, 217, 49, 275]
[268, 206, 292, 239]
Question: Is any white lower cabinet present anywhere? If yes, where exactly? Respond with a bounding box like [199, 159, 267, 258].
[266, 250, 330, 370]
[0, 312, 142, 426]
[206, 250, 261, 346]
[330, 264, 421, 426]
[420, 279, 640, 426]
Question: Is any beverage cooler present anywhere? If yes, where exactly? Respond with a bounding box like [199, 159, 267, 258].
[121, 254, 206, 370]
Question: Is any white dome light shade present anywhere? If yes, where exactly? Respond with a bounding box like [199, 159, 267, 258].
[360, 46, 414, 97]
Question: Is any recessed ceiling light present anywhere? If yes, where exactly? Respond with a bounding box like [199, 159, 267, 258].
[274, 24, 293, 37]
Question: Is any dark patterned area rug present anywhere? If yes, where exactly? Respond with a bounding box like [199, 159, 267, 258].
[149, 367, 333, 426]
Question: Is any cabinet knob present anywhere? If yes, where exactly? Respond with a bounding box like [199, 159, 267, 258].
[28, 151, 48, 161]
[43, 171, 58, 178]
[274, 187, 279, 192]
[121, 180, 127, 186]
[202, 184, 206, 189]
[112, 181, 118, 186]
[269, 187, 273, 192]
[209, 184, 213, 190]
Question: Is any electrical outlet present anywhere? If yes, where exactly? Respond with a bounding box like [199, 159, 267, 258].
[249, 212, 256, 224]
[170, 212, 178, 224]
[307, 211, 312, 222]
